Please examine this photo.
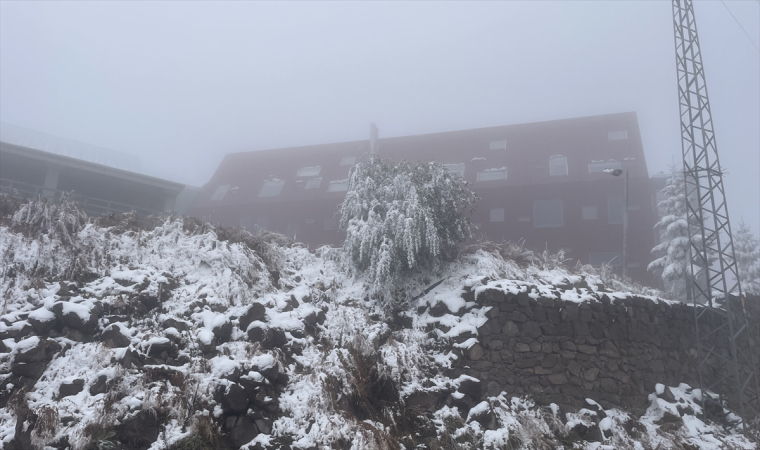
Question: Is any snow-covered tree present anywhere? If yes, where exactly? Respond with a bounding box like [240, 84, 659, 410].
[339, 154, 477, 292]
[648, 165, 710, 300]
[734, 220, 760, 295]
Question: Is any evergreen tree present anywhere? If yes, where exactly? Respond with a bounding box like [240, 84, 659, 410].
[648, 165, 709, 299]
[734, 220, 760, 295]
[339, 154, 477, 292]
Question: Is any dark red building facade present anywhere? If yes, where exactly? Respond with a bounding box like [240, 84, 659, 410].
[191, 112, 658, 284]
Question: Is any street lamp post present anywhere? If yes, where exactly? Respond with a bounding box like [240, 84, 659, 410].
[605, 168, 628, 278]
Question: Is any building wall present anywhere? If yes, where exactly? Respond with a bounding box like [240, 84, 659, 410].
[192, 112, 658, 284]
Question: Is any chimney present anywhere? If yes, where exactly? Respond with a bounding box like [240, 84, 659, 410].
[369, 123, 379, 155]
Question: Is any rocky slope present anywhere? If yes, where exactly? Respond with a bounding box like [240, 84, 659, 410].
[0, 196, 757, 449]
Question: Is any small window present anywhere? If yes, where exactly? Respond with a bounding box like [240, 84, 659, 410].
[340, 157, 357, 166]
[550, 156, 568, 176]
[259, 180, 285, 197]
[327, 179, 349, 192]
[476, 167, 507, 182]
[490, 208, 505, 222]
[588, 161, 622, 173]
[444, 163, 465, 178]
[581, 206, 598, 220]
[297, 166, 321, 177]
[608, 196, 624, 224]
[533, 199, 564, 228]
[589, 252, 621, 267]
[489, 140, 507, 150]
[305, 178, 321, 190]
[324, 217, 337, 230]
[210, 185, 230, 201]
[608, 130, 628, 141]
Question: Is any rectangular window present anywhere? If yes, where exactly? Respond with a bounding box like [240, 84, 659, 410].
[489, 140, 507, 150]
[476, 167, 507, 182]
[581, 206, 598, 220]
[210, 185, 230, 201]
[490, 208, 505, 222]
[327, 179, 349, 192]
[588, 161, 622, 173]
[305, 178, 321, 189]
[608, 130, 628, 141]
[549, 155, 568, 176]
[607, 196, 624, 224]
[533, 199, 564, 228]
[340, 157, 357, 166]
[258, 180, 285, 197]
[324, 217, 337, 230]
[444, 163, 465, 178]
[589, 252, 622, 267]
[296, 166, 321, 177]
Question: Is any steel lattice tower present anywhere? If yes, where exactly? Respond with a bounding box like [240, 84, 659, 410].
[672, 0, 759, 428]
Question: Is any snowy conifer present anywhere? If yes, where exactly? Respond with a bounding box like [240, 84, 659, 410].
[648, 165, 708, 299]
[339, 154, 477, 292]
[734, 220, 760, 295]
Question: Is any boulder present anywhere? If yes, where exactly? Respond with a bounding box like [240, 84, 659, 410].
[28, 307, 57, 335]
[100, 324, 131, 348]
[428, 301, 450, 317]
[229, 416, 259, 448]
[221, 383, 249, 414]
[53, 301, 100, 335]
[116, 410, 160, 448]
[13, 336, 46, 363]
[239, 303, 267, 331]
[59, 379, 85, 398]
[212, 319, 233, 344]
[161, 317, 190, 332]
[89, 374, 110, 395]
[12, 361, 47, 379]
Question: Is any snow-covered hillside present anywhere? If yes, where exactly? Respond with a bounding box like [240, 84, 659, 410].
[0, 196, 756, 449]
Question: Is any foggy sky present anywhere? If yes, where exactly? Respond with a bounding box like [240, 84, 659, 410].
[1, 1, 758, 235]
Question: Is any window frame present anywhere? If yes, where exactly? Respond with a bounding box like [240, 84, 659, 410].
[549, 155, 568, 177]
[258, 180, 285, 198]
[327, 179, 349, 193]
[296, 166, 321, 177]
[476, 167, 508, 182]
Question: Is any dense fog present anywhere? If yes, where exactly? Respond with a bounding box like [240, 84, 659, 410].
[1, 1, 758, 234]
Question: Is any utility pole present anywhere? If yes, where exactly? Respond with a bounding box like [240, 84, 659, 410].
[672, 0, 759, 428]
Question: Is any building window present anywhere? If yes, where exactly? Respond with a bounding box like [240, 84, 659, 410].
[210, 185, 230, 201]
[533, 199, 564, 228]
[327, 179, 349, 192]
[340, 157, 357, 166]
[476, 167, 507, 182]
[549, 156, 568, 176]
[444, 163, 465, 178]
[489, 140, 507, 150]
[286, 223, 299, 238]
[259, 180, 285, 197]
[324, 217, 337, 230]
[305, 178, 322, 189]
[490, 208, 505, 222]
[588, 161, 622, 173]
[608, 130, 628, 141]
[589, 252, 622, 267]
[297, 166, 321, 177]
[608, 196, 624, 224]
[581, 205, 598, 220]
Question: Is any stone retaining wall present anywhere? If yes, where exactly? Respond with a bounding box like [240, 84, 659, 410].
[451, 287, 760, 412]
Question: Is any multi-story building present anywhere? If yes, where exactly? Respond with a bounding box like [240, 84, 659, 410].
[191, 112, 658, 284]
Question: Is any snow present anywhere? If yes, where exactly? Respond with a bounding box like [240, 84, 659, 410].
[0, 202, 754, 450]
